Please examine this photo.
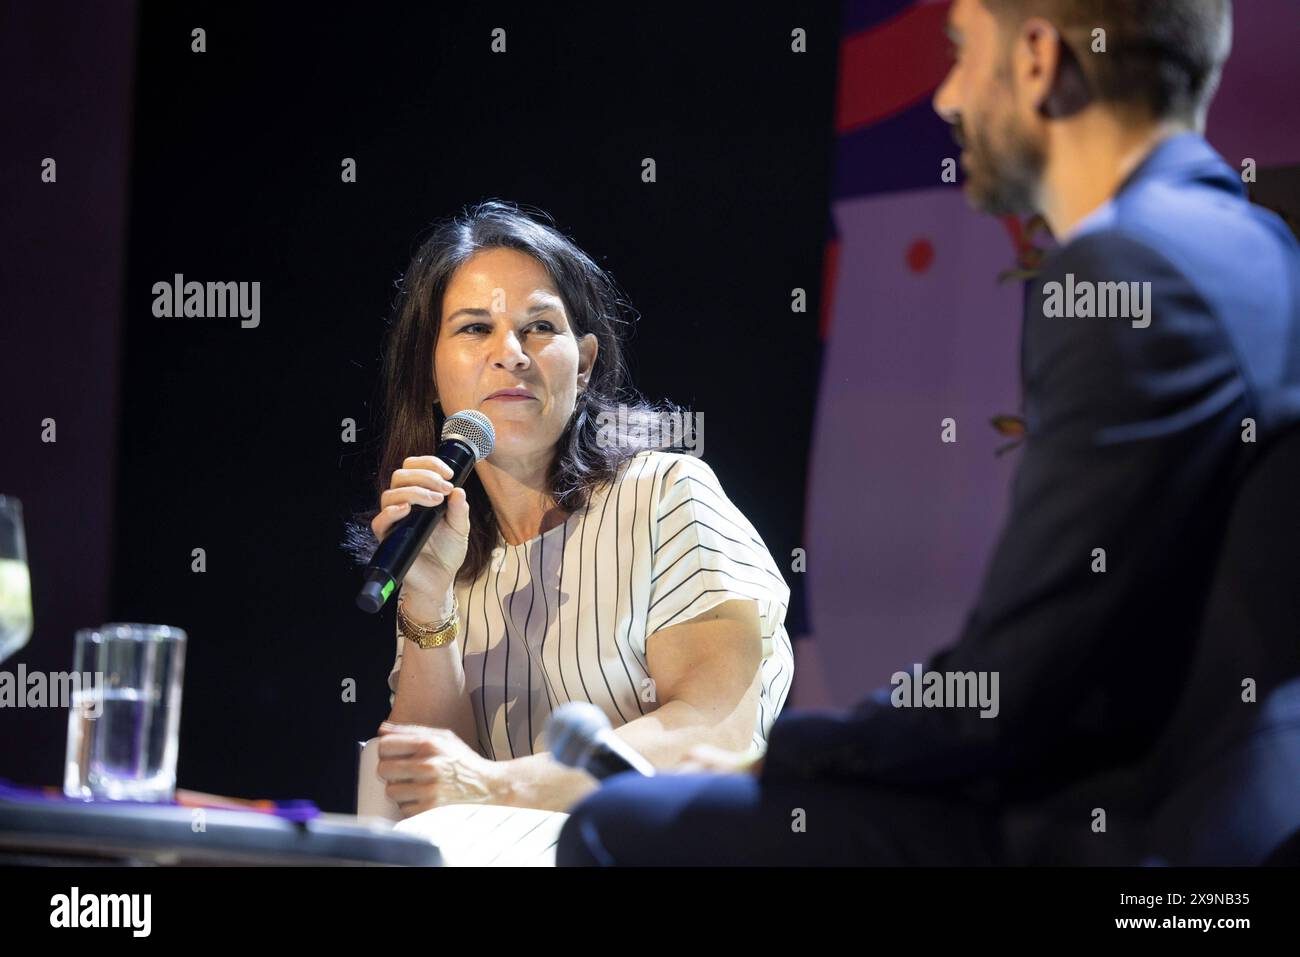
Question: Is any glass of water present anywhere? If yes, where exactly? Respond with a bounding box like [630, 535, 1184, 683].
[0, 496, 33, 666]
[64, 623, 187, 802]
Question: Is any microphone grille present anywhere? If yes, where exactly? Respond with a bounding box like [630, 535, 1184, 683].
[544, 702, 610, 769]
[441, 409, 495, 461]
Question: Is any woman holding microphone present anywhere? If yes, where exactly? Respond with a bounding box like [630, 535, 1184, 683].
[350, 201, 793, 815]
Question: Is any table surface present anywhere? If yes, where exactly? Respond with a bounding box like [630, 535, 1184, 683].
[0, 796, 443, 866]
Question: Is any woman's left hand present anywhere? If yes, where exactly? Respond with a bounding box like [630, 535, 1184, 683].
[377, 721, 507, 816]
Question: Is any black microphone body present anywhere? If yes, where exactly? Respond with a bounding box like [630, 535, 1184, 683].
[583, 745, 644, 780]
[356, 410, 493, 613]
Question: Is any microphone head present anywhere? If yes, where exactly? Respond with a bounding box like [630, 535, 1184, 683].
[441, 409, 495, 461]
[545, 702, 611, 769]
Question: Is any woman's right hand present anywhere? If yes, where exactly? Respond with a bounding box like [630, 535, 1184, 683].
[371, 455, 472, 597]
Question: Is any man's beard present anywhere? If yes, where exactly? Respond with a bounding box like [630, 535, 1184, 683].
[958, 97, 1045, 217]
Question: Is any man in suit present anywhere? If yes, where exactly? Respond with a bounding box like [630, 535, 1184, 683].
[557, 0, 1300, 865]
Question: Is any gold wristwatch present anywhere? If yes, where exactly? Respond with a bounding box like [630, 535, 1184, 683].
[397, 596, 460, 649]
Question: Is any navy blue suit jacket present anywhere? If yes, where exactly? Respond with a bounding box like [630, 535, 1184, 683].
[762, 133, 1300, 864]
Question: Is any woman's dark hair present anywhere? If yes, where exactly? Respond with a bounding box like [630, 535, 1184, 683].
[342, 200, 686, 584]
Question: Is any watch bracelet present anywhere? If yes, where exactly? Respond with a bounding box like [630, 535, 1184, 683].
[397, 594, 459, 647]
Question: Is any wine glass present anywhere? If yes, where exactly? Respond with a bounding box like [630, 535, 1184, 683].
[0, 496, 34, 665]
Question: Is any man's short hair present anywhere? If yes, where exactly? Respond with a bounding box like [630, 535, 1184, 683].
[982, 0, 1233, 123]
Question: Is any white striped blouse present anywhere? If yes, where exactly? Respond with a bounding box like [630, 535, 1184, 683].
[388, 448, 795, 759]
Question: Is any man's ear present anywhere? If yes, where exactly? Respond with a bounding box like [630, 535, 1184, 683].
[576, 333, 599, 391]
[1021, 19, 1091, 119]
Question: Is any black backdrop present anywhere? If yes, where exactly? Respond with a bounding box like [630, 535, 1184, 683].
[95, 3, 838, 810]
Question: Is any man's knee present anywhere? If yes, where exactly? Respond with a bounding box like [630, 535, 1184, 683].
[558, 774, 649, 866]
[557, 797, 607, 866]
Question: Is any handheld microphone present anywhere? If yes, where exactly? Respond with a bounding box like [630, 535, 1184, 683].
[355, 409, 495, 613]
[544, 702, 656, 780]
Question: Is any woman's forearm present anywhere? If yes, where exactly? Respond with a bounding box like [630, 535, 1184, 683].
[609, 692, 760, 765]
[387, 586, 478, 746]
[496, 695, 758, 812]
